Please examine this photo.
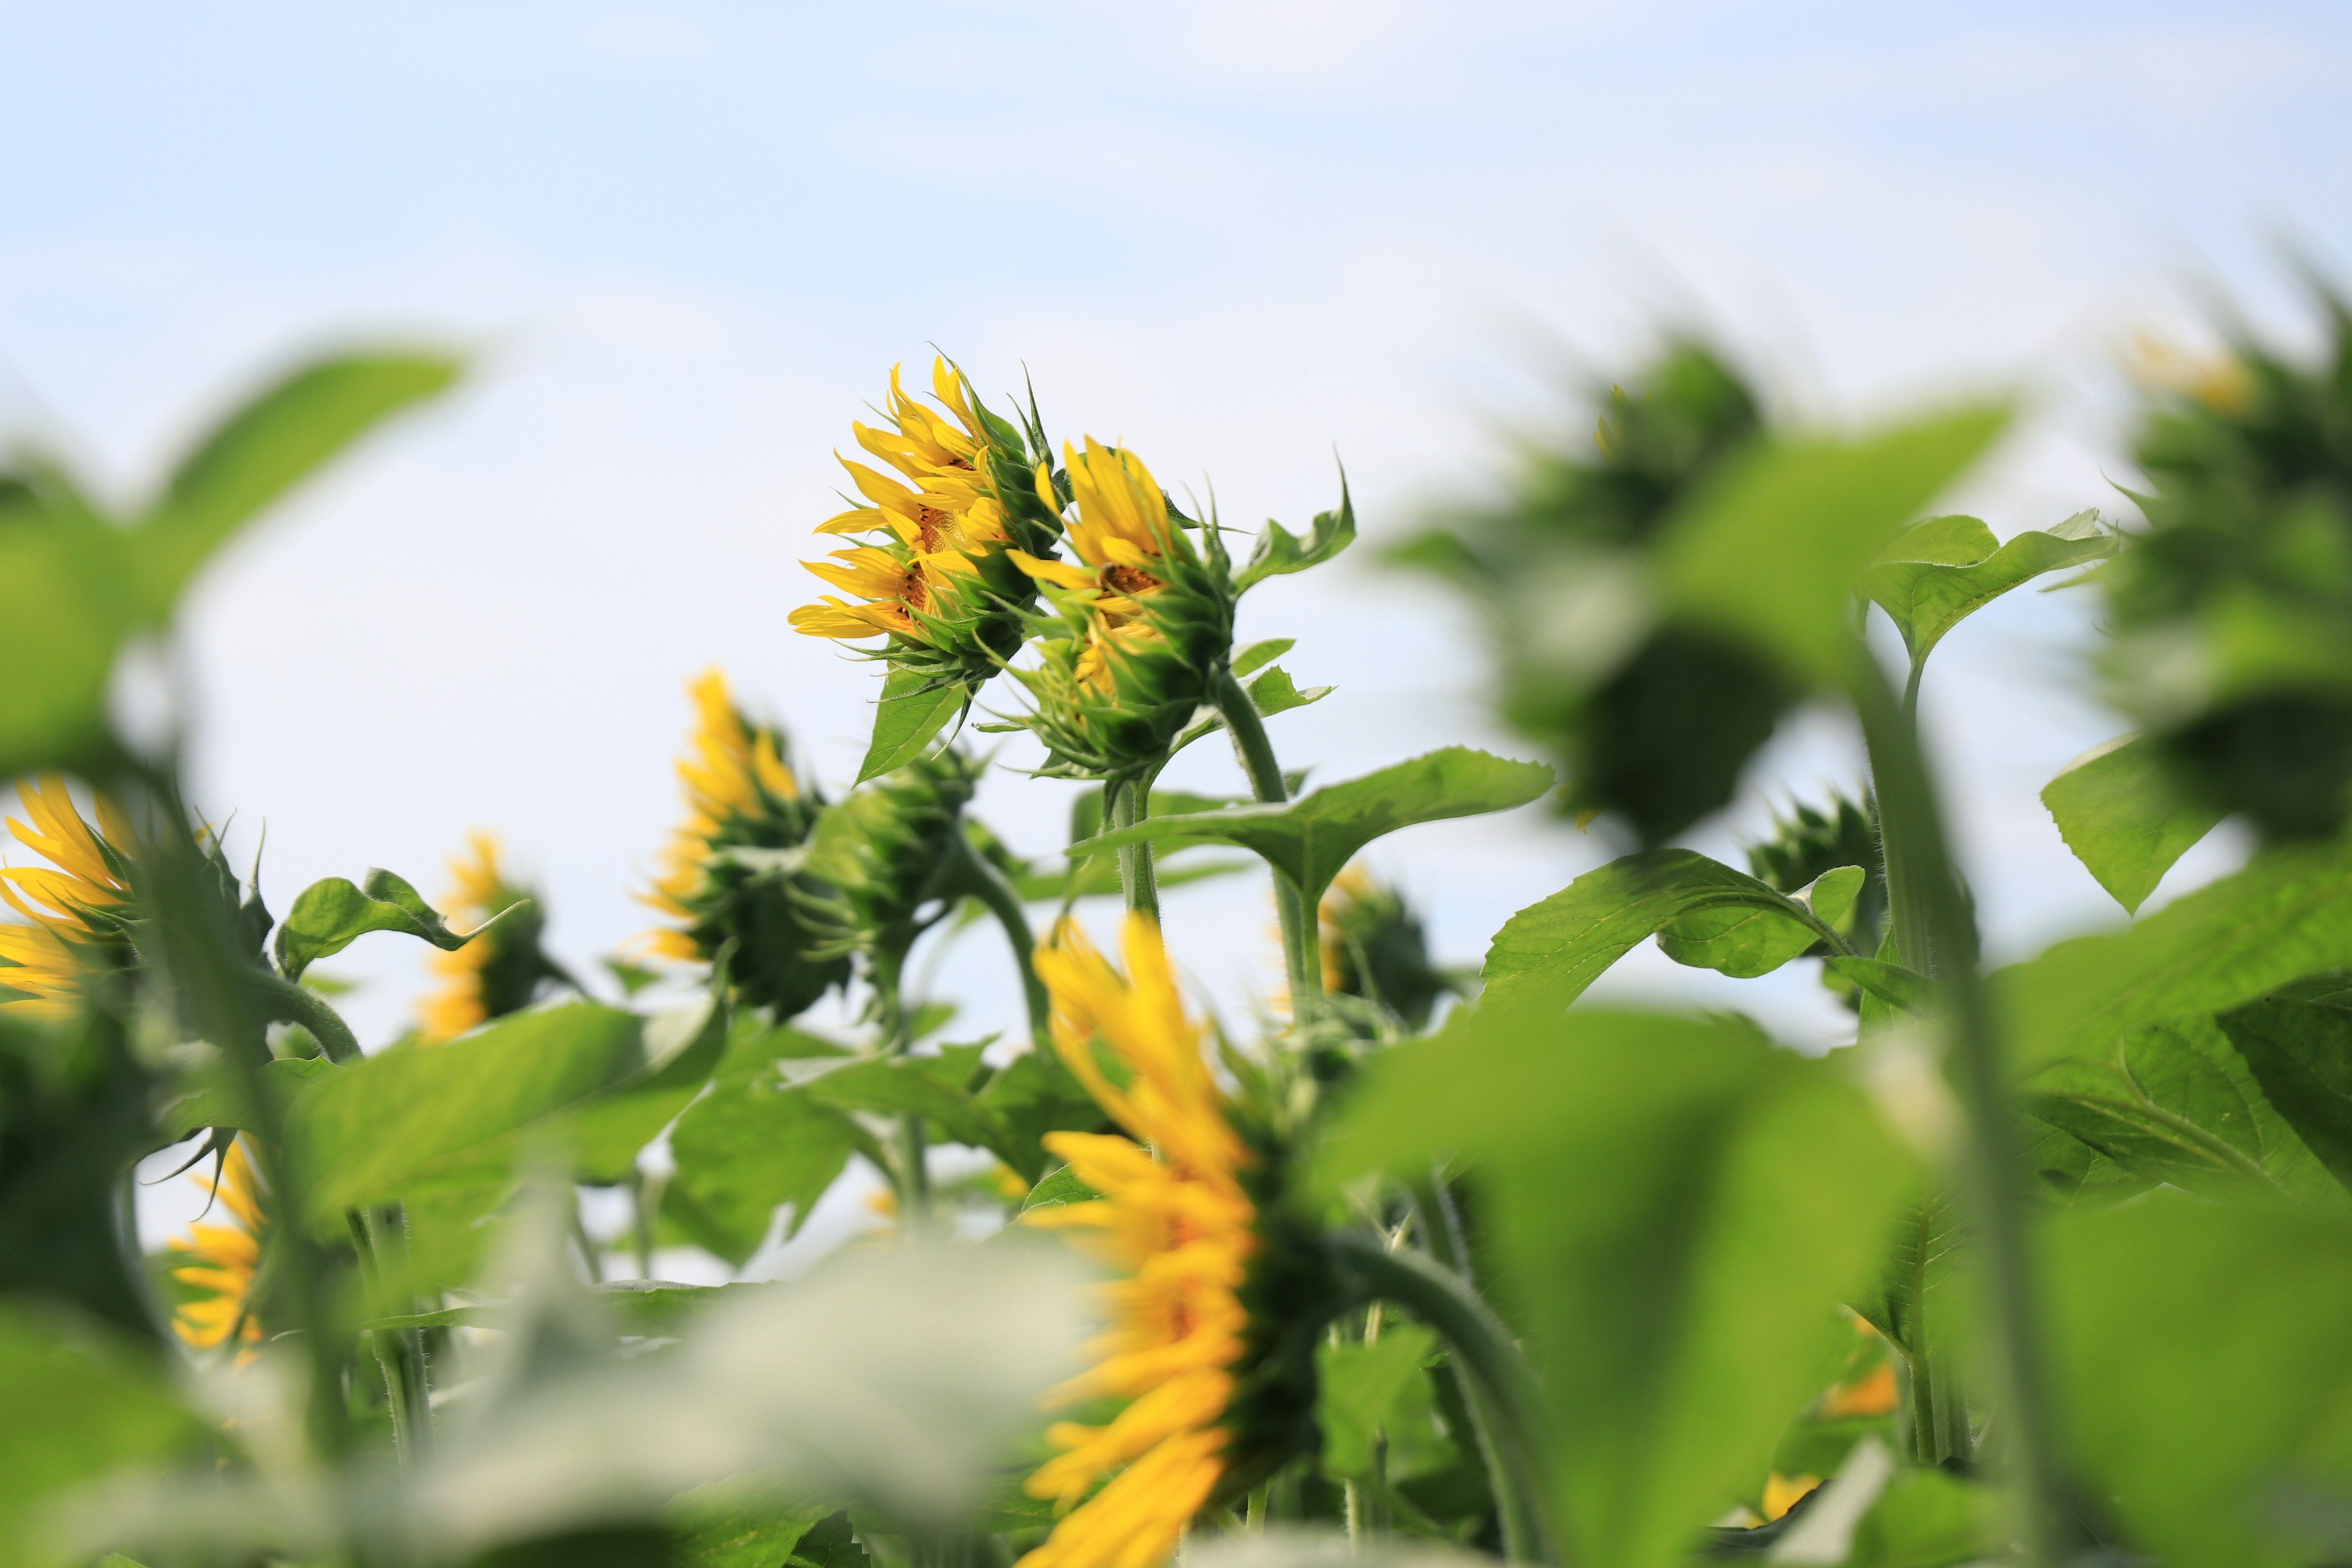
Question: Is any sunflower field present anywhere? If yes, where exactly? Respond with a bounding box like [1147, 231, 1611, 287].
[10, 284, 2352, 1568]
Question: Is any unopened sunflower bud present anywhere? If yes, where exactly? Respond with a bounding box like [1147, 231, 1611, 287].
[418, 832, 568, 1042]
[797, 748, 981, 970]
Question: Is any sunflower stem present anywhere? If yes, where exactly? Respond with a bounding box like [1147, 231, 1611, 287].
[248, 969, 361, 1064]
[1110, 777, 1161, 921]
[1210, 666, 1317, 1016]
[873, 950, 932, 1219]
[1856, 647, 2062, 1566]
[1329, 1231, 1559, 1564]
[950, 828, 1052, 1052]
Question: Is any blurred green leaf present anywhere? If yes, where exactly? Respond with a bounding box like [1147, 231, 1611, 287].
[0, 1303, 206, 1566]
[2218, 980, 2352, 1192]
[1483, 849, 1850, 1008]
[857, 668, 964, 785]
[554, 993, 731, 1183]
[665, 1080, 865, 1267]
[1317, 1323, 1455, 1483]
[978, 1049, 1111, 1183]
[796, 1044, 1001, 1155]
[157, 1055, 333, 1145]
[1863, 510, 2111, 672]
[1838, 1464, 1998, 1568]
[2043, 733, 2225, 914]
[669, 1489, 832, 1568]
[2047, 1194, 2352, 1568]
[273, 867, 516, 981]
[1245, 664, 1331, 718]
[291, 1000, 668, 1227]
[1318, 1005, 1913, 1568]
[0, 507, 137, 776]
[1656, 865, 1862, 979]
[1823, 957, 1937, 1016]
[1232, 638, 1295, 678]
[2000, 837, 2352, 1072]
[1080, 747, 1553, 908]
[136, 350, 459, 615]
[1656, 404, 2010, 685]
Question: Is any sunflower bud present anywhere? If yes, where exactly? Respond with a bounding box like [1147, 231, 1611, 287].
[417, 832, 569, 1042]
[0, 776, 141, 1020]
[1001, 439, 1241, 783]
[1745, 789, 1886, 1010]
[796, 748, 981, 973]
[1318, 864, 1455, 1032]
[788, 358, 1065, 702]
[2105, 286, 2352, 838]
[641, 669, 848, 1019]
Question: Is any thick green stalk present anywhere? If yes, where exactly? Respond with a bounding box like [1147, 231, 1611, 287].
[248, 969, 361, 1064]
[1856, 654, 2063, 1564]
[1330, 1231, 1559, 1564]
[1210, 667, 1317, 1015]
[1109, 777, 1161, 921]
[951, 830, 1053, 1052]
[873, 951, 931, 1219]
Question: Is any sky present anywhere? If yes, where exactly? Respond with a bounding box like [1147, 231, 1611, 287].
[6, 1, 2349, 1265]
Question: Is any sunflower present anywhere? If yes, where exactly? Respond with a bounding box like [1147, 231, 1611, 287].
[639, 669, 846, 1018]
[790, 360, 1062, 698]
[418, 831, 552, 1043]
[1019, 915, 1326, 1568]
[168, 1138, 266, 1359]
[0, 777, 134, 1021]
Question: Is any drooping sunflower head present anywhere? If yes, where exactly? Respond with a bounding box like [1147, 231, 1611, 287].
[418, 831, 559, 1042]
[796, 746, 981, 973]
[2104, 286, 2352, 838]
[1017, 916, 1332, 1568]
[0, 776, 138, 1021]
[1317, 864, 1455, 1033]
[1002, 441, 1238, 784]
[639, 669, 848, 1019]
[789, 357, 1068, 693]
[168, 1137, 266, 1360]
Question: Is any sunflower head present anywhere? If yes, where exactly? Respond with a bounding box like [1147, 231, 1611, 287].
[1017, 916, 1335, 1568]
[418, 831, 562, 1042]
[2104, 286, 2352, 838]
[796, 747, 981, 971]
[168, 1137, 267, 1360]
[789, 358, 1068, 696]
[0, 776, 139, 1021]
[1001, 441, 1241, 785]
[1317, 864, 1455, 1034]
[641, 669, 849, 1019]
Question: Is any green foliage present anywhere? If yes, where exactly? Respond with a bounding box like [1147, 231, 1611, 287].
[1078, 747, 1552, 910]
[856, 669, 967, 785]
[273, 865, 511, 980]
[1863, 510, 2111, 677]
[1320, 1005, 1913, 1568]
[2043, 733, 2225, 913]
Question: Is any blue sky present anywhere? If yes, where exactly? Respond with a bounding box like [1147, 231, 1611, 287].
[8, 2, 2351, 1251]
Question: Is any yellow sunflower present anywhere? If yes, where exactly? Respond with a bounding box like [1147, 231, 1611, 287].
[417, 830, 537, 1043]
[1009, 439, 1185, 693]
[1019, 914, 1256, 1568]
[168, 1138, 266, 1359]
[641, 667, 806, 963]
[0, 776, 134, 1021]
[790, 359, 1013, 646]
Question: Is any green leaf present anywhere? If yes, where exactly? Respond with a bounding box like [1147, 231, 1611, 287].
[1232, 638, 1295, 678]
[1483, 848, 1850, 1007]
[1656, 865, 1863, 979]
[1234, 483, 1355, 594]
[1656, 404, 2011, 685]
[2217, 981, 2352, 1191]
[977, 1049, 1111, 1183]
[273, 867, 517, 981]
[1824, 957, 1938, 1017]
[794, 1044, 1003, 1155]
[157, 1055, 334, 1144]
[2047, 1195, 2352, 1568]
[135, 350, 460, 615]
[1019, 1162, 1101, 1215]
[1863, 509, 2111, 670]
[1317, 1323, 1454, 1483]
[0, 1303, 206, 1562]
[2000, 837, 2352, 1073]
[665, 1079, 864, 1266]
[552, 992, 732, 1182]
[1245, 664, 1331, 718]
[2043, 733, 2226, 914]
[671, 1489, 834, 1568]
[1838, 1464, 1999, 1568]
[1317, 1005, 1913, 1568]
[290, 1000, 665, 1227]
[858, 668, 965, 785]
[1078, 747, 1553, 908]
[1852, 1191, 1966, 1365]
[0, 508, 137, 776]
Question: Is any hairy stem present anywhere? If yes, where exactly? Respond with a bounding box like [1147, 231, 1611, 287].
[951, 829, 1053, 1052]
[1856, 652, 2062, 1564]
[1330, 1231, 1559, 1564]
[1109, 776, 1161, 921]
[248, 969, 361, 1064]
[1210, 666, 1317, 1016]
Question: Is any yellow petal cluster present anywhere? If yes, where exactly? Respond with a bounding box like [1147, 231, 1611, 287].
[169, 1139, 266, 1359]
[1009, 440, 1180, 693]
[0, 777, 132, 1020]
[790, 360, 1012, 643]
[417, 829, 513, 1043]
[1019, 914, 1254, 1568]
[639, 669, 800, 960]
